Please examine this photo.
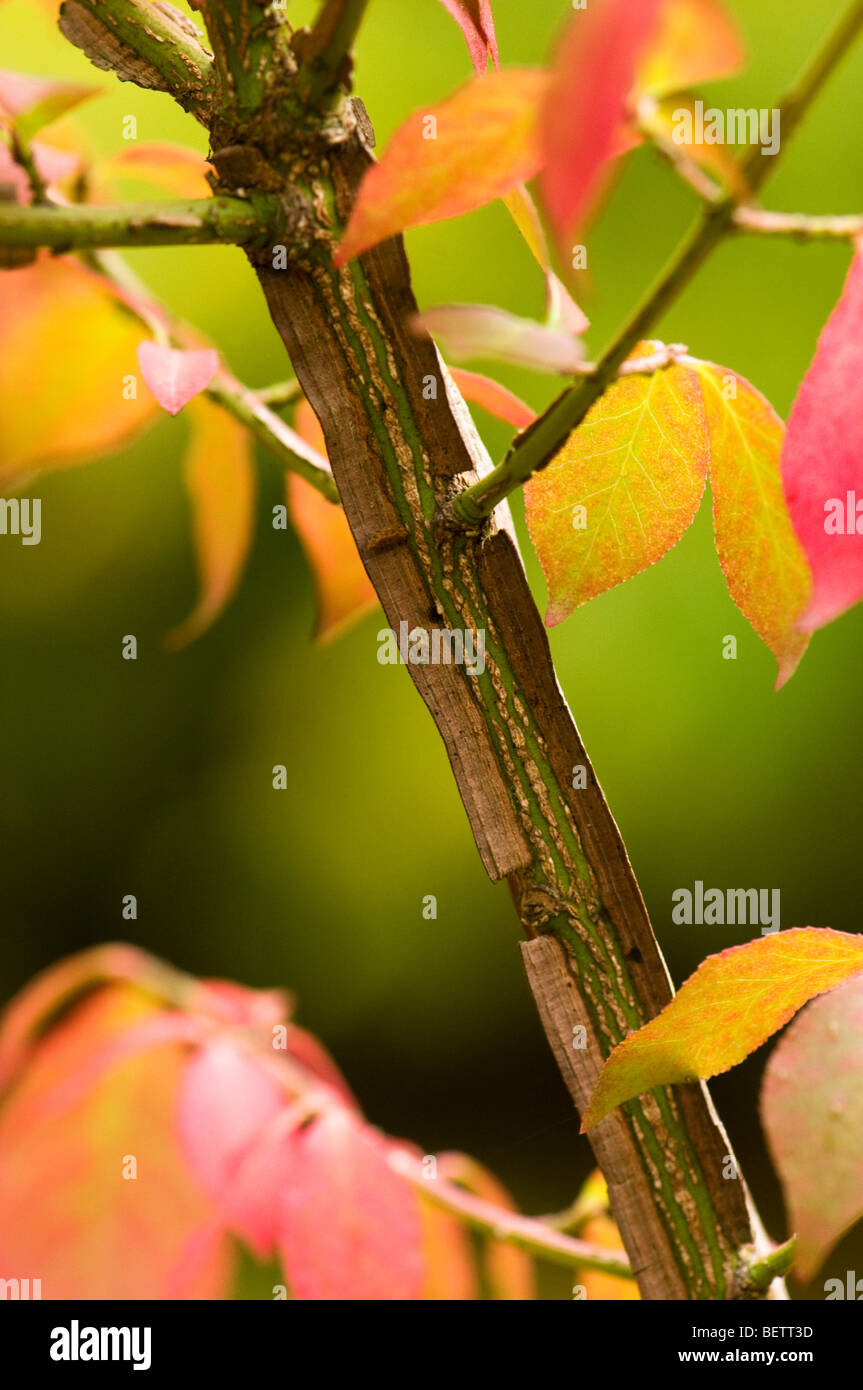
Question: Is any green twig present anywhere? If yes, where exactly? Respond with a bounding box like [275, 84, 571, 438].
[207, 377, 340, 503]
[255, 379, 304, 408]
[0, 197, 273, 251]
[297, 0, 371, 103]
[80, 247, 338, 503]
[452, 0, 863, 528]
[393, 1159, 633, 1278]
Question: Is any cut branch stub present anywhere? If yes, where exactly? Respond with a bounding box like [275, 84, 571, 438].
[59, 0, 214, 117]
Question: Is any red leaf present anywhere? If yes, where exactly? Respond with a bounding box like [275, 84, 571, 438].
[782, 248, 863, 631]
[137, 341, 219, 415]
[539, 0, 666, 252]
[450, 367, 536, 430]
[437, 0, 499, 73]
[335, 69, 549, 266]
[278, 1109, 424, 1300]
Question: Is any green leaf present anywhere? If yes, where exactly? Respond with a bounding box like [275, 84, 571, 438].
[696, 363, 811, 688]
[761, 972, 863, 1280]
[525, 346, 708, 626]
[582, 928, 863, 1131]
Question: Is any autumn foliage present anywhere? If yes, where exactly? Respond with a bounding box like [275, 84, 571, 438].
[3, 0, 863, 1301]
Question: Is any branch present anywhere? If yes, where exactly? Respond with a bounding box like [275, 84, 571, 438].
[207, 377, 340, 502]
[452, 0, 863, 527]
[83, 248, 339, 503]
[297, 0, 371, 104]
[193, 0, 287, 123]
[58, 0, 214, 119]
[734, 206, 863, 240]
[390, 1155, 633, 1278]
[254, 379, 303, 408]
[0, 197, 273, 251]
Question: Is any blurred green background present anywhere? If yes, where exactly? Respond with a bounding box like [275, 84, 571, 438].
[1, 0, 862, 1298]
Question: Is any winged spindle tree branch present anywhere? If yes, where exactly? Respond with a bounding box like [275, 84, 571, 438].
[39, 0, 861, 1298]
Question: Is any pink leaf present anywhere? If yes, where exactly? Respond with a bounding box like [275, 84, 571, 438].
[782, 248, 863, 631]
[278, 1109, 424, 1300]
[761, 973, 863, 1280]
[437, 0, 499, 73]
[137, 341, 219, 415]
[0, 138, 81, 204]
[0, 68, 100, 139]
[540, 0, 666, 253]
[413, 303, 586, 374]
[176, 1040, 287, 1210]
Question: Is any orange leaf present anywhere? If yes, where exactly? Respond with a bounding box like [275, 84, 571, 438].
[0, 257, 156, 482]
[335, 69, 549, 265]
[582, 929, 863, 1130]
[287, 399, 377, 640]
[450, 367, 536, 430]
[0, 984, 232, 1299]
[418, 1196, 478, 1300]
[91, 142, 213, 200]
[525, 346, 709, 626]
[580, 1216, 640, 1300]
[437, 1152, 535, 1300]
[634, 0, 745, 99]
[166, 394, 256, 649]
[697, 362, 811, 689]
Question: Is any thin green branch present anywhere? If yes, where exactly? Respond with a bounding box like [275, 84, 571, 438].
[452, 0, 863, 528]
[394, 1162, 633, 1278]
[0, 197, 273, 251]
[298, 0, 371, 104]
[207, 377, 340, 503]
[734, 206, 863, 240]
[9, 130, 49, 204]
[78, 247, 338, 504]
[255, 379, 304, 408]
